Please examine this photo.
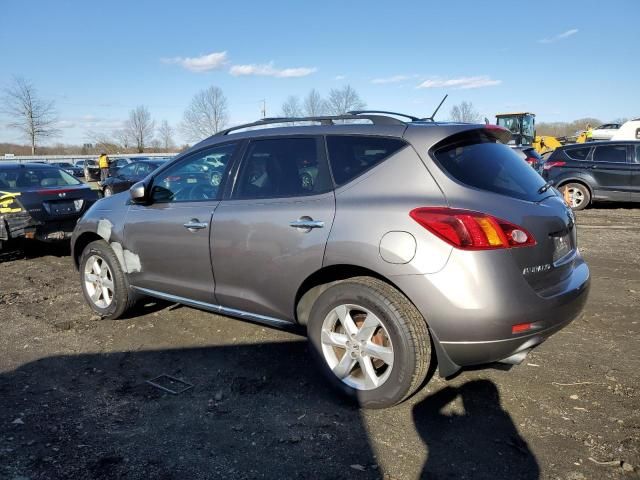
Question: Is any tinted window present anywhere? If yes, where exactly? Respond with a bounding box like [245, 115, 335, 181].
[152, 143, 236, 203]
[117, 164, 137, 176]
[564, 147, 591, 161]
[326, 136, 406, 186]
[234, 137, 331, 199]
[433, 131, 546, 201]
[593, 145, 627, 163]
[635, 146, 640, 164]
[136, 162, 160, 176]
[0, 167, 81, 190]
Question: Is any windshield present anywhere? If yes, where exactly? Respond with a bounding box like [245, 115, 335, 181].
[432, 130, 547, 201]
[0, 167, 82, 190]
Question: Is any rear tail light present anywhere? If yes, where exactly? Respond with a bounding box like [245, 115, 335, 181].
[37, 188, 74, 195]
[525, 157, 537, 167]
[409, 207, 536, 250]
[543, 161, 566, 171]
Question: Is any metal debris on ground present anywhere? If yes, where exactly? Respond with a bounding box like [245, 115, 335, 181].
[146, 374, 193, 394]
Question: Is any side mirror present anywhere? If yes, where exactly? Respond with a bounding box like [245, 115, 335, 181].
[129, 181, 147, 203]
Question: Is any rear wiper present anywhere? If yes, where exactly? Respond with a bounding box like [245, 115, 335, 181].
[538, 181, 553, 194]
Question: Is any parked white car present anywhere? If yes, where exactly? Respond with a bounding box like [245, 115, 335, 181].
[610, 119, 640, 141]
[591, 123, 621, 140]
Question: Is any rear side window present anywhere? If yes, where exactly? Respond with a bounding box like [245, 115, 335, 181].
[326, 136, 407, 186]
[564, 147, 591, 161]
[432, 131, 546, 201]
[234, 137, 332, 199]
[593, 145, 627, 163]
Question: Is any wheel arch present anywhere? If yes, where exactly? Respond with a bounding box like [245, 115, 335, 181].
[72, 232, 103, 269]
[294, 264, 459, 378]
[555, 177, 593, 196]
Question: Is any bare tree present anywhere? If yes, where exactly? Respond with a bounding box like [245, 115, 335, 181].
[124, 105, 155, 153]
[181, 86, 229, 142]
[85, 130, 121, 154]
[2, 76, 60, 154]
[303, 89, 326, 117]
[326, 85, 366, 116]
[450, 101, 481, 123]
[112, 128, 132, 151]
[157, 120, 175, 151]
[281, 95, 303, 118]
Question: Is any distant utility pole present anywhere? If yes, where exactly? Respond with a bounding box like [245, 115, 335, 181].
[261, 99, 266, 119]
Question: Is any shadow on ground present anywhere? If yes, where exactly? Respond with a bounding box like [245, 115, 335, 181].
[0, 239, 70, 264]
[0, 343, 538, 479]
[414, 380, 539, 479]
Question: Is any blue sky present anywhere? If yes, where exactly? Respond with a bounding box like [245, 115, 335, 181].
[1, 0, 637, 145]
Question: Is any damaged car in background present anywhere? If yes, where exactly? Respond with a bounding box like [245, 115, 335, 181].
[0, 163, 98, 250]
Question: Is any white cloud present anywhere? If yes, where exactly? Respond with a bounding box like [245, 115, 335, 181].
[58, 120, 77, 129]
[334, 75, 346, 80]
[162, 51, 228, 72]
[538, 28, 578, 44]
[229, 62, 317, 78]
[417, 75, 502, 90]
[371, 74, 416, 85]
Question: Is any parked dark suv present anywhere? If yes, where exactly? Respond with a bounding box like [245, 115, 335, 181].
[71, 113, 590, 408]
[542, 141, 640, 210]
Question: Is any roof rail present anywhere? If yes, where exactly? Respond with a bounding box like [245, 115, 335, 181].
[215, 114, 405, 136]
[347, 110, 421, 122]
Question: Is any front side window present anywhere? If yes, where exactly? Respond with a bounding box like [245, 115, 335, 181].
[234, 137, 331, 199]
[593, 145, 627, 163]
[565, 147, 591, 161]
[326, 135, 407, 186]
[152, 143, 237, 203]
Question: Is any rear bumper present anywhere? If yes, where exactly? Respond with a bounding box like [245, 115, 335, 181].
[393, 250, 590, 376]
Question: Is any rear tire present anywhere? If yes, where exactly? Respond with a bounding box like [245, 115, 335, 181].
[563, 182, 590, 210]
[79, 240, 136, 319]
[307, 276, 431, 409]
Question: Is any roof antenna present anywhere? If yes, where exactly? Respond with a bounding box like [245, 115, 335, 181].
[425, 94, 448, 121]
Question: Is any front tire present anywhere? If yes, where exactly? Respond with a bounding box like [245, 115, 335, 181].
[307, 277, 432, 408]
[79, 240, 135, 319]
[563, 182, 590, 210]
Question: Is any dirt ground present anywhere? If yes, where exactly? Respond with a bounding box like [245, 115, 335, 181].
[0, 206, 638, 480]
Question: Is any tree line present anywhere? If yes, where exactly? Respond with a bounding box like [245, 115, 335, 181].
[2, 75, 627, 155]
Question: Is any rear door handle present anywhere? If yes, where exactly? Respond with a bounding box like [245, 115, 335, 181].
[289, 218, 324, 230]
[183, 219, 208, 231]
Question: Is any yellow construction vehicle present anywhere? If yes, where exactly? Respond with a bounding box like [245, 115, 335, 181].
[495, 112, 588, 155]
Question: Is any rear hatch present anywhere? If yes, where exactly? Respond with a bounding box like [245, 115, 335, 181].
[2, 166, 97, 222]
[430, 128, 577, 293]
[22, 184, 96, 222]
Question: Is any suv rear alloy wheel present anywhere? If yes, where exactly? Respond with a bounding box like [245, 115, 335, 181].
[563, 182, 590, 211]
[80, 240, 136, 319]
[307, 277, 432, 408]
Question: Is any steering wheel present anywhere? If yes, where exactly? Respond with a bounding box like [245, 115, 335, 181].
[185, 183, 215, 200]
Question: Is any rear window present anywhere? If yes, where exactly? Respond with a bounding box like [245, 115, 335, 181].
[0, 167, 81, 190]
[564, 147, 591, 161]
[432, 131, 547, 201]
[326, 136, 407, 186]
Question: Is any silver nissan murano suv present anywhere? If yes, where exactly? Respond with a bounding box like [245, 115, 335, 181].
[71, 112, 590, 408]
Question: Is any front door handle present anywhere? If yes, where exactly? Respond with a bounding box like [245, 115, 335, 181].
[183, 219, 208, 231]
[289, 217, 324, 231]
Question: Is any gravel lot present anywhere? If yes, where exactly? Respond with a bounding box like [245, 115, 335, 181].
[1, 206, 638, 480]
